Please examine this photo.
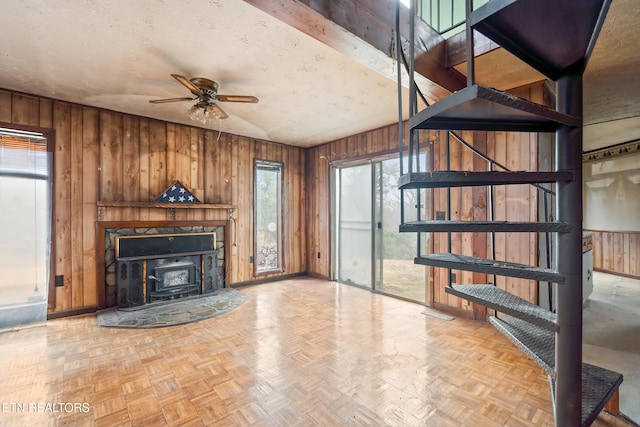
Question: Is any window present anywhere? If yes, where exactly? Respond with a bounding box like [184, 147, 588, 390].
[403, 0, 489, 38]
[0, 127, 52, 328]
[254, 160, 283, 274]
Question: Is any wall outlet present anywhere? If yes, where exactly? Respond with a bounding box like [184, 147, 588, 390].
[317, 252, 321, 259]
[55, 275, 64, 287]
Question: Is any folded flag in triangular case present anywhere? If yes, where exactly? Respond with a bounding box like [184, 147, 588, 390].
[155, 180, 201, 203]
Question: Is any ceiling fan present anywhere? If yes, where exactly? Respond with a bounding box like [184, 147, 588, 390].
[150, 74, 258, 121]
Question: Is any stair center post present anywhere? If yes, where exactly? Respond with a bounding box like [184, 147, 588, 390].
[554, 72, 584, 427]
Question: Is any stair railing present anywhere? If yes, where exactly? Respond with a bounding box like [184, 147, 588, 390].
[464, 0, 475, 87]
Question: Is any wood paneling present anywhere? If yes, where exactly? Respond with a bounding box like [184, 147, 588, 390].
[472, 130, 488, 320]
[235, 137, 253, 283]
[0, 89, 306, 312]
[53, 101, 72, 311]
[589, 230, 640, 279]
[82, 108, 99, 307]
[485, 85, 539, 304]
[0, 91, 11, 121]
[12, 94, 40, 126]
[138, 118, 151, 221]
[306, 84, 544, 312]
[70, 106, 84, 308]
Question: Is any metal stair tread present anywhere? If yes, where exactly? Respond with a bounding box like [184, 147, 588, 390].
[409, 85, 580, 132]
[414, 253, 564, 283]
[400, 220, 572, 233]
[471, 0, 612, 80]
[446, 284, 557, 331]
[492, 317, 623, 427]
[398, 171, 574, 189]
[490, 315, 555, 374]
[551, 363, 624, 427]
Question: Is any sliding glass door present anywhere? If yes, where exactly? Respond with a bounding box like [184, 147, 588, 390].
[335, 156, 427, 303]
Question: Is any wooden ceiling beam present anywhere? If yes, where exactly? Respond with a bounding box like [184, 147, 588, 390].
[446, 30, 500, 68]
[244, 0, 465, 102]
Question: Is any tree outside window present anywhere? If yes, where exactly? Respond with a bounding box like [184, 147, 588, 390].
[254, 160, 283, 274]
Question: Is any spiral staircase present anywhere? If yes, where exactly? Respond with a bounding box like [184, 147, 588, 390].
[399, 1, 623, 425]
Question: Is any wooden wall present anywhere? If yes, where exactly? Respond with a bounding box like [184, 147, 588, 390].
[588, 230, 640, 279]
[306, 83, 543, 315]
[484, 84, 540, 304]
[0, 89, 306, 313]
[6, 82, 632, 316]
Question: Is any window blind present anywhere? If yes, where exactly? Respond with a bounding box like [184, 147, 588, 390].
[0, 128, 49, 178]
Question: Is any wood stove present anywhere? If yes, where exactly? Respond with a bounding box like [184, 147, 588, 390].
[115, 232, 220, 308]
[147, 256, 199, 300]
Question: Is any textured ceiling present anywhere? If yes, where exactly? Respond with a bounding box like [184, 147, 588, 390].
[583, 0, 640, 123]
[0, 0, 638, 149]
[0, 0, 412, 147]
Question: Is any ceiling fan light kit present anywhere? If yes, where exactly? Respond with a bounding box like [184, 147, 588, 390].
[187, 103, 223, 123]
[150, 74, 258, 124]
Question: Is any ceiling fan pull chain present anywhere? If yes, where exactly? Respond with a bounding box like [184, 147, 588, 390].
[215, 118, 222, 141]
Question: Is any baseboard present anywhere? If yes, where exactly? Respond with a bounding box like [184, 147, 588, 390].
[306, 272, 331, 281]
[47, 306, 98, 320]
[230, 272, 307, 287]
[594, 268, 640, 281]
[433, 302, 475, 320]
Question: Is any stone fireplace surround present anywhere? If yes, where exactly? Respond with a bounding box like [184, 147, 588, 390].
[97, 221, 227, 309]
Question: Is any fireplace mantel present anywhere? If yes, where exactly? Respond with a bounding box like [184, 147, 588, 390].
[97, 201, 235, 209]
[96, 201, 236, 221]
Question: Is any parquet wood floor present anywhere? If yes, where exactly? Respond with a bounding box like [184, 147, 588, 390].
[0, 277, 633, 426]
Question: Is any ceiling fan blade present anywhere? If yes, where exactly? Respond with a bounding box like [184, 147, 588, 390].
[149, 97, 195, 104]
[171, 74, 201, 95]
[216, 95, 259, 103]
[212, 103, 229, 120]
